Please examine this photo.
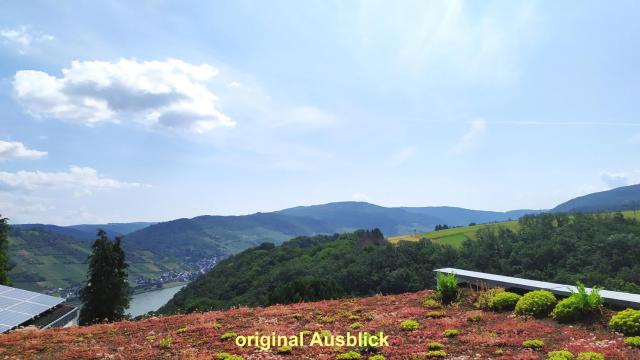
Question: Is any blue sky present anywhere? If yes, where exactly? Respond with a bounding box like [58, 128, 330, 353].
[1, 0, 639, 225]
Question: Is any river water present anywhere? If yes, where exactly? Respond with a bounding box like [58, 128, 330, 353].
[126, 285, 186, 317]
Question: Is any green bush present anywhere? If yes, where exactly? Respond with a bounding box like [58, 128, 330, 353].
[436, 273, 458, 304]
[514, 290, 557, 318]
[159, 336, 172, 349]
[624, 336, 640, 347]
[427, 342, 444, 350]
[368, 356, 385, 360]
[490, 292, 521, 311]
[522, 339, 544, 349]
[609, 308, 640, 335]
[575, 352, 605, 360]
[336, 351, 361, 359]
[425, 311, 446, 318]
[475, 288, 504, 310]
[422, 298, 442, 309]
[220, 332, 238, 341]
[552, 283, 602, 322]
[547, 350, 575, 360]
[443, 329, 459, 337]
[400, 319, 419, 331]
[216, 354, 244, 360]
[426, 350, 447, 358]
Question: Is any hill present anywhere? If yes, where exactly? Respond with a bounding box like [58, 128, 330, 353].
[553, 183, 640, 213]
[1, 290, 636, 359]
[67, 222, 156, 239]
[7, 227, 194, 292]
[160, 213, 640, 315]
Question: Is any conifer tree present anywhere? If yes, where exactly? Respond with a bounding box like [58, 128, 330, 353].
[79, 230, 130, 325]
[0, 214, 9, 285]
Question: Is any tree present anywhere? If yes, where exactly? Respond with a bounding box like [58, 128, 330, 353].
[0, 214, 9, 285]
[78, 230, 130, 325]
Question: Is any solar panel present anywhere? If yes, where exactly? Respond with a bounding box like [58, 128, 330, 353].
[0, 284, 65, 333]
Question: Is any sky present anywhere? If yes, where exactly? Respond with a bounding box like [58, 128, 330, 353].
[1, 0, 640, 225]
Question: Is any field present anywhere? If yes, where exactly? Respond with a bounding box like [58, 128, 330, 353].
[387, 210, 640, 248]
[1, 289, 637, 359]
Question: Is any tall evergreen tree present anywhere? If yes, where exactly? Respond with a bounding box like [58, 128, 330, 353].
[79, 230, 130, 325]
[0, 214, 9, 285]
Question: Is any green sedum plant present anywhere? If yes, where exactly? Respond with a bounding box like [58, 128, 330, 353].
[547, 350, 575, 359]
[443, 329, 459, 337]
[436, 273, 459, 304]
[400, 319, 419, 331]
[609, 308, 640, 336]
[515, 290, 557, 318]
[427, 342, 444, 350]
[575, 352, 605, 360]
[220, 332, 238, 341]
[277, 345, 293, 354]
[368, 356, 385, 360]
[336, 351, 361, 359]
[522, 339, 544, 349]
[426, 350, 447, 358]
[624, 336, 640, 347]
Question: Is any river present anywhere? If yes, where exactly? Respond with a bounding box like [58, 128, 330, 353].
[126, 285, 186, 317]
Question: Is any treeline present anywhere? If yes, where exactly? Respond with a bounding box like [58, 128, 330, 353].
[159, 212, 640, 314]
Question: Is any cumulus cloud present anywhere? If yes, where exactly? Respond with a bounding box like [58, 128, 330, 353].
[0, 25, 54, 54]
[13, 59, 235, 133]
[0, 140, 47, 161]
[451, 118, 487, 153]
[0, 166, 142, 196]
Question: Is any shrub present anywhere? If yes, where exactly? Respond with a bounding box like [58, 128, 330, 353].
[522, 339, 544, 349]
[443, 329, 459, 337]
[277, 345, 292, 354]
[575, 352, 605, 360]
[427, 342, 444, 350]
[547, 350, 575, 360]
[422, 298, 442, 309]
[220, 332, 238, 341]
[336, 351, 361, 359]
[475, 288, 505, 310]
[216, 354, 244, 360]
[490, 292, 521, 311]
[552, 283, 602, 322]
[158, 336, 172, 349]
[369, 356, 385, 360]
[436, 273, 458, 304]
[425, 311, 446, 318]
[350, 322, 363, 330]
[400, 319, 419, 331]
[515, 290, 557, 318]
[426, 350, 447, 358]
[624, 336, 640, 348]
[609, 308, 640, 335]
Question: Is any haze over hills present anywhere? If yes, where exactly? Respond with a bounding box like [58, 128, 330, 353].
[7, 183, 640, 293]
[553, 183, 640, 213]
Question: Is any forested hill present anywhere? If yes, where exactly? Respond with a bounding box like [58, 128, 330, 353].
[159, 212, 640, 315]
[553, 183, 640, 213]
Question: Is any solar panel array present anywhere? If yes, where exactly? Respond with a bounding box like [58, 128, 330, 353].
[0, 284, 64, 333]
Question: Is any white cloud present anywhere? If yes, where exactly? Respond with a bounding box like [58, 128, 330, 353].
[13, 58, 235, 134]
[451, 118, 487, 153]
[0, 140, 47, 161]
[0, 166, 142, 196]
[351, 192, 370, 202]
[600, 171, 640, 189]
[0, 25, 54, 54]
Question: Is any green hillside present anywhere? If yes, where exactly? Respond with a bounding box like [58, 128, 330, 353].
[389, 210, 640, 247]
[160, 212, 640, 315]
[7, 227, 190, 292]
